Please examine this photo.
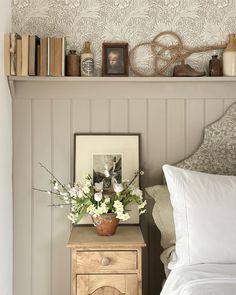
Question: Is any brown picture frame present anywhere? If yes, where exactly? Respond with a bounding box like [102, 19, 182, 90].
[102, 43, 129, 76]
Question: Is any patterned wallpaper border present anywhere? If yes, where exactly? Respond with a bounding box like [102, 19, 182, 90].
[12, 0, 236, 75]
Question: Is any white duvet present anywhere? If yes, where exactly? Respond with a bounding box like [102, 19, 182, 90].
[161, 264, 236, 295]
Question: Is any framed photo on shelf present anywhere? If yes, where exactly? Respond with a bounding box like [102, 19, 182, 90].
[102, 43, 129, 76]
[74, 134, 140, 224]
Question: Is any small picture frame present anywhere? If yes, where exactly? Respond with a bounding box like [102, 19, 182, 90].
[102, 43, 129, 76]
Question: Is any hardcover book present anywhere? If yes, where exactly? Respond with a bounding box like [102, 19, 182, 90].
[29, 35, 40, 76]
[22, 35, 29, 76]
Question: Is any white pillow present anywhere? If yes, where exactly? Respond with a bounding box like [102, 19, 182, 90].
[163, 164, 236, 270]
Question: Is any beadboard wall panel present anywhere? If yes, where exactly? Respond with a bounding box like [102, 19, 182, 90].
[12, 82, 236, 295]
[13, 99, 32, 295]
[52, 100, 71, 295]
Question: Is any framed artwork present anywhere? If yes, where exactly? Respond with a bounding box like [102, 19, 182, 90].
[74, 134, 140, 224]
[102, 43, 129, 76]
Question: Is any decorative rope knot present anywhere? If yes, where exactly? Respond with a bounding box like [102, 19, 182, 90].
[129, 31, 226, 76]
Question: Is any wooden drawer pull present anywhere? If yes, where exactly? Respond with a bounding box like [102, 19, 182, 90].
[101, 257, 110, 266]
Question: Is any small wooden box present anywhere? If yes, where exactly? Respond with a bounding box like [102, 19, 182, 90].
[67, 226, 146, 295]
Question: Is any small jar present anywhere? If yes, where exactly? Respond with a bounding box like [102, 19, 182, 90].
[209, 55, 222, 76]
[66, 50, 80, 76]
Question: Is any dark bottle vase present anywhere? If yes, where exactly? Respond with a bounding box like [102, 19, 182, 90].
[209, 55, 222, 76]
[66, 50, 80, 76]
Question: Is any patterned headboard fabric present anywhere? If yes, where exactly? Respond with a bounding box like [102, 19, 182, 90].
[176, 102, 236, 176]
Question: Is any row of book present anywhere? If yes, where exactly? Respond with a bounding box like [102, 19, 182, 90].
[4, 33, 65, 76]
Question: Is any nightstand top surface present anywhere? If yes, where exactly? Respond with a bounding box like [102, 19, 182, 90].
[67, 225, 146, 249]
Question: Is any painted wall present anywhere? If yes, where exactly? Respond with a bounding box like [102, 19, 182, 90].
[0, 1, 12, 295]
[12, 0, 236, 76]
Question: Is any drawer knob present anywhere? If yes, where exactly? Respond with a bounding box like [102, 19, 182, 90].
[101, 257, 110, 266]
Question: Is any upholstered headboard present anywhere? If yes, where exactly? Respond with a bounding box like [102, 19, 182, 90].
[176, 102, 236, 176]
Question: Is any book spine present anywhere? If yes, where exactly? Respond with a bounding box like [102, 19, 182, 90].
[40, 37, 50, 76]
[36, 44, 40, 76]
[50, 38, 55, 76]
[54, 38, 62, 77]
[47, 37, 50, 76]
[22, 35, 29, 76]
[4, 33, 11, 76]
[62, 37, 65, 76]
[10, 33, 17, 75]
[16, 39, 22, 76]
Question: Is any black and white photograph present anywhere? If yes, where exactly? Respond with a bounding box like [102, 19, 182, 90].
[93, 154, 122, 192]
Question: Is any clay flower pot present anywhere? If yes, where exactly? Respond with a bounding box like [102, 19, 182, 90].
[91, 213, 119, 236]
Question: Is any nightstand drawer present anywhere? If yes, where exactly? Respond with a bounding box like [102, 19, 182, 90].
[75, 250, 137, 273]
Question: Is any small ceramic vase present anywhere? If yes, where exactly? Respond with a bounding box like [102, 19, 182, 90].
[223, 34, 236, 76]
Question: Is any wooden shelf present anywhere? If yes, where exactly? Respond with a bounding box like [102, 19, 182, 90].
[8, 75, 236, 100]
[8, 75, 236, 82]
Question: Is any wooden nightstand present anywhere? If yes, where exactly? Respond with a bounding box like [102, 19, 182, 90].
[67, 225, 146, 295]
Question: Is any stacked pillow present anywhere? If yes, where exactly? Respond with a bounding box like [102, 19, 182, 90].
[163, 165, 236, 269]
[147, 165, 236, 271]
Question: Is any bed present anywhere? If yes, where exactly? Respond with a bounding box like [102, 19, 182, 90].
[146, 102, 236, 295]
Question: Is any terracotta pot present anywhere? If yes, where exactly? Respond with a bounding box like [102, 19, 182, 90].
[91, 213, 119, 236]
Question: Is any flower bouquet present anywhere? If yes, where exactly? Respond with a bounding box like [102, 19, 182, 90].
[35, 163, 146, 236]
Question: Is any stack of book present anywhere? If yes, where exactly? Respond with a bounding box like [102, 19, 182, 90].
[4, 33, 66, 77]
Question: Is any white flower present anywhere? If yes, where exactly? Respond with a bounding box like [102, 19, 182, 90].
[77, 190, 84, 199]
[116, 212, 130, 221]
[54, 182, 59, 190]
[113, 181, 123, 193]
[82, 186, 90, 194]
[94, 192, 103, 202]
[104, 197, 110, 204]
[94, 181, 103, 192]
[87, 202, 108, 217]
[138, 200, 147, 210]
[114, 200, 124, 216]
[69, 187, 78, 197]
[140, 170, 144, 176]
[139, 209, 146, 215]
[87, 204, 96, 215]
[85, 178, 92, 187]
[132, 188, 143, 198]
[104, 165, 110, 177]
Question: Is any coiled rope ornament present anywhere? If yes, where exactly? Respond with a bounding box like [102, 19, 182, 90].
[129, 31, 226, 77]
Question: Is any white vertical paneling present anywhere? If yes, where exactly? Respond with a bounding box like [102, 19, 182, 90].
[186, 100, 204, 157]
[32, 100, 52, 295]
[13, 99, 32, 295]
[13, 85, 235, 295]
[205, 99, 224, 126]
[129, 99, 148, 176]
[110, 99, 128, 132]
[72, 100, 90, 133]
[167, 99, 185, 164]
[147, 99, 166, 185]
[52, 100, 71, 295]
[91, 99, 109, 132]
[223, 98, 236, 111]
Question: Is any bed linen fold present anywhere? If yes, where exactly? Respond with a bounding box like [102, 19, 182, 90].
[161, 264, 236, 295]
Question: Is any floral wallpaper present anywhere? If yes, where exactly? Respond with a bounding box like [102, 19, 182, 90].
[12, 0, 236, 76]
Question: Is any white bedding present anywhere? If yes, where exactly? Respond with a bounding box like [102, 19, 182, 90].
[161, 264, 236, 295]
